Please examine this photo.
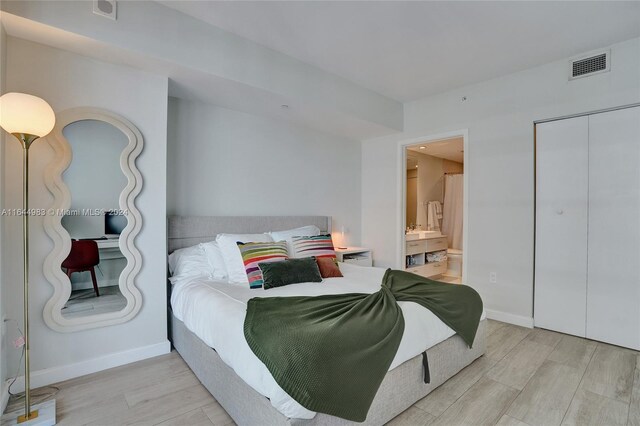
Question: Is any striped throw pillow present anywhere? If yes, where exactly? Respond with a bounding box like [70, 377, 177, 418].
[291, 234, 337, 260]
[237, 241, 289, 289]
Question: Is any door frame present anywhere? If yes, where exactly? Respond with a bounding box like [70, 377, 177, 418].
[396, 129, 469, 282]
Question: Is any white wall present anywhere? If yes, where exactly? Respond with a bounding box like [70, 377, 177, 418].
[0, 22, 8, 411]
[167, 97, 362, 246]
[362, 37, 640, 325]
[1, 37, 169, 386]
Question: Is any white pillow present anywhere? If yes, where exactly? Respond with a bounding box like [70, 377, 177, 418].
[200, 241, 228, 281]
[168, 244, 211, 282]
[267, 225, 321, 256]
[216, 233, 274, 284]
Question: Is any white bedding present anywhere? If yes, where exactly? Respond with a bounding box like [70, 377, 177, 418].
[170, 263, 486, 420]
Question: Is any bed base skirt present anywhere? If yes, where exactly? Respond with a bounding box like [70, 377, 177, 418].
[171, 314, 486, 426]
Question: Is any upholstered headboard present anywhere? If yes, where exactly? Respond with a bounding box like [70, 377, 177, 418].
[167, 216, 332, 253]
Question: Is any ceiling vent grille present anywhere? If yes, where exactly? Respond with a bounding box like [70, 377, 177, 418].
[569, 51, 610, 80]
[93, 0, 117, 20]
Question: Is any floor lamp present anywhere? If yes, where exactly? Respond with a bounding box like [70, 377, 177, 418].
[0, 93, 56, 425]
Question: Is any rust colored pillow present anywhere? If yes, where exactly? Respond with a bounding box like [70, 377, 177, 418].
[316, 257, 343, 278]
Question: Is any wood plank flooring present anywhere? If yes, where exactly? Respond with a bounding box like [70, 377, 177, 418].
[4, 320, 639, 426]
[393, 321, 639, 426]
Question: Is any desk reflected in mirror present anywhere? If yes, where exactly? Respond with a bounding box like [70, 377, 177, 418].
[59, 119, 128, 318]
[43, 107, 145, 332]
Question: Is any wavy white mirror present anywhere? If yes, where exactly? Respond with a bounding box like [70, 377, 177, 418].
[43, 107, 143, 332]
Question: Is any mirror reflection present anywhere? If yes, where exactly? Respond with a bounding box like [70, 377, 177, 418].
[60, 119, 128, 318]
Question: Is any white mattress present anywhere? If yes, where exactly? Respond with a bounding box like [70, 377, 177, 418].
[170, 264, 485, 420]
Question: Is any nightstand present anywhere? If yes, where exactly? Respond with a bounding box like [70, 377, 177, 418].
[335, 247, 373, 267]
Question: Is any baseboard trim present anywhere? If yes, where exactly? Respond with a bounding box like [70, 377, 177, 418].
[8, 340, 170, 393]
[485, 309, 534, 328]
[1, 379, 9, 414]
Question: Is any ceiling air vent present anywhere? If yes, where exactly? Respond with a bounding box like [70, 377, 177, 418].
[93, 0, 117, 20]
[569, 50, 610, 80]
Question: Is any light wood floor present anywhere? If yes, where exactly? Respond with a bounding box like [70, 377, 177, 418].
[390, 320, 640, 426]
[5, 320, 639, 426]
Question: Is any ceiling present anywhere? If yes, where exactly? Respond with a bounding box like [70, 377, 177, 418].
[0, 2, 403, 141]
[408, 137, 464, 163]
[160, 1, 640, 102]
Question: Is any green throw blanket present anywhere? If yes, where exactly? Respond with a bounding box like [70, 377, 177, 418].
[243, 269, 483, 422]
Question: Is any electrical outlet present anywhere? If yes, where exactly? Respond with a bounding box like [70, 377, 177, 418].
[489, 272, 497, 284]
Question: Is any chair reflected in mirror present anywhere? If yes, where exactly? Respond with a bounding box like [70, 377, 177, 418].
[62, 239, 101, 297]
[43, 108, 144, 331]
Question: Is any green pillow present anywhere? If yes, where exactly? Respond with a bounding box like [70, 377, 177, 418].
[259, 257, 323, 289]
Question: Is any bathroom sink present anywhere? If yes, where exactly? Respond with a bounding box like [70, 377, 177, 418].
[405, 231, 441, 240]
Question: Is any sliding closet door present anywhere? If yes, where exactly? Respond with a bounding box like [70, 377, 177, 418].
[535, 116, 589, 336]
[587, 106, 640, 350]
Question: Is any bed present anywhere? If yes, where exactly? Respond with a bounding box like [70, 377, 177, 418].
[168, 215, 486, 425]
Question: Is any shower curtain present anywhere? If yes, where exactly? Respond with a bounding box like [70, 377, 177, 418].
[442, 174, 463, 250]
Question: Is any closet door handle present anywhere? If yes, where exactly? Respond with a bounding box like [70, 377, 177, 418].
[555, 209, 564, 215]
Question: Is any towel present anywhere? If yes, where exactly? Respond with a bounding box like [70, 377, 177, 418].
[427, 201, 442, 231]
[433, 201, 443, 219]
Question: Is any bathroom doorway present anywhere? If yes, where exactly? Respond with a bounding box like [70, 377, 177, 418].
[402, 133, 467, 284]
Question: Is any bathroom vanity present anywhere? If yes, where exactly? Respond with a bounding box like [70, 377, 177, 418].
[405, 234, 448, 278]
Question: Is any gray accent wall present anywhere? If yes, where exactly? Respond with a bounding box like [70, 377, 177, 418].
[167, 97, 362, 248]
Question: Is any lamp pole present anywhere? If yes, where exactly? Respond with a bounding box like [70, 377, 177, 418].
[14, 132, 39, 423]
[0, 92, 56, 424]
